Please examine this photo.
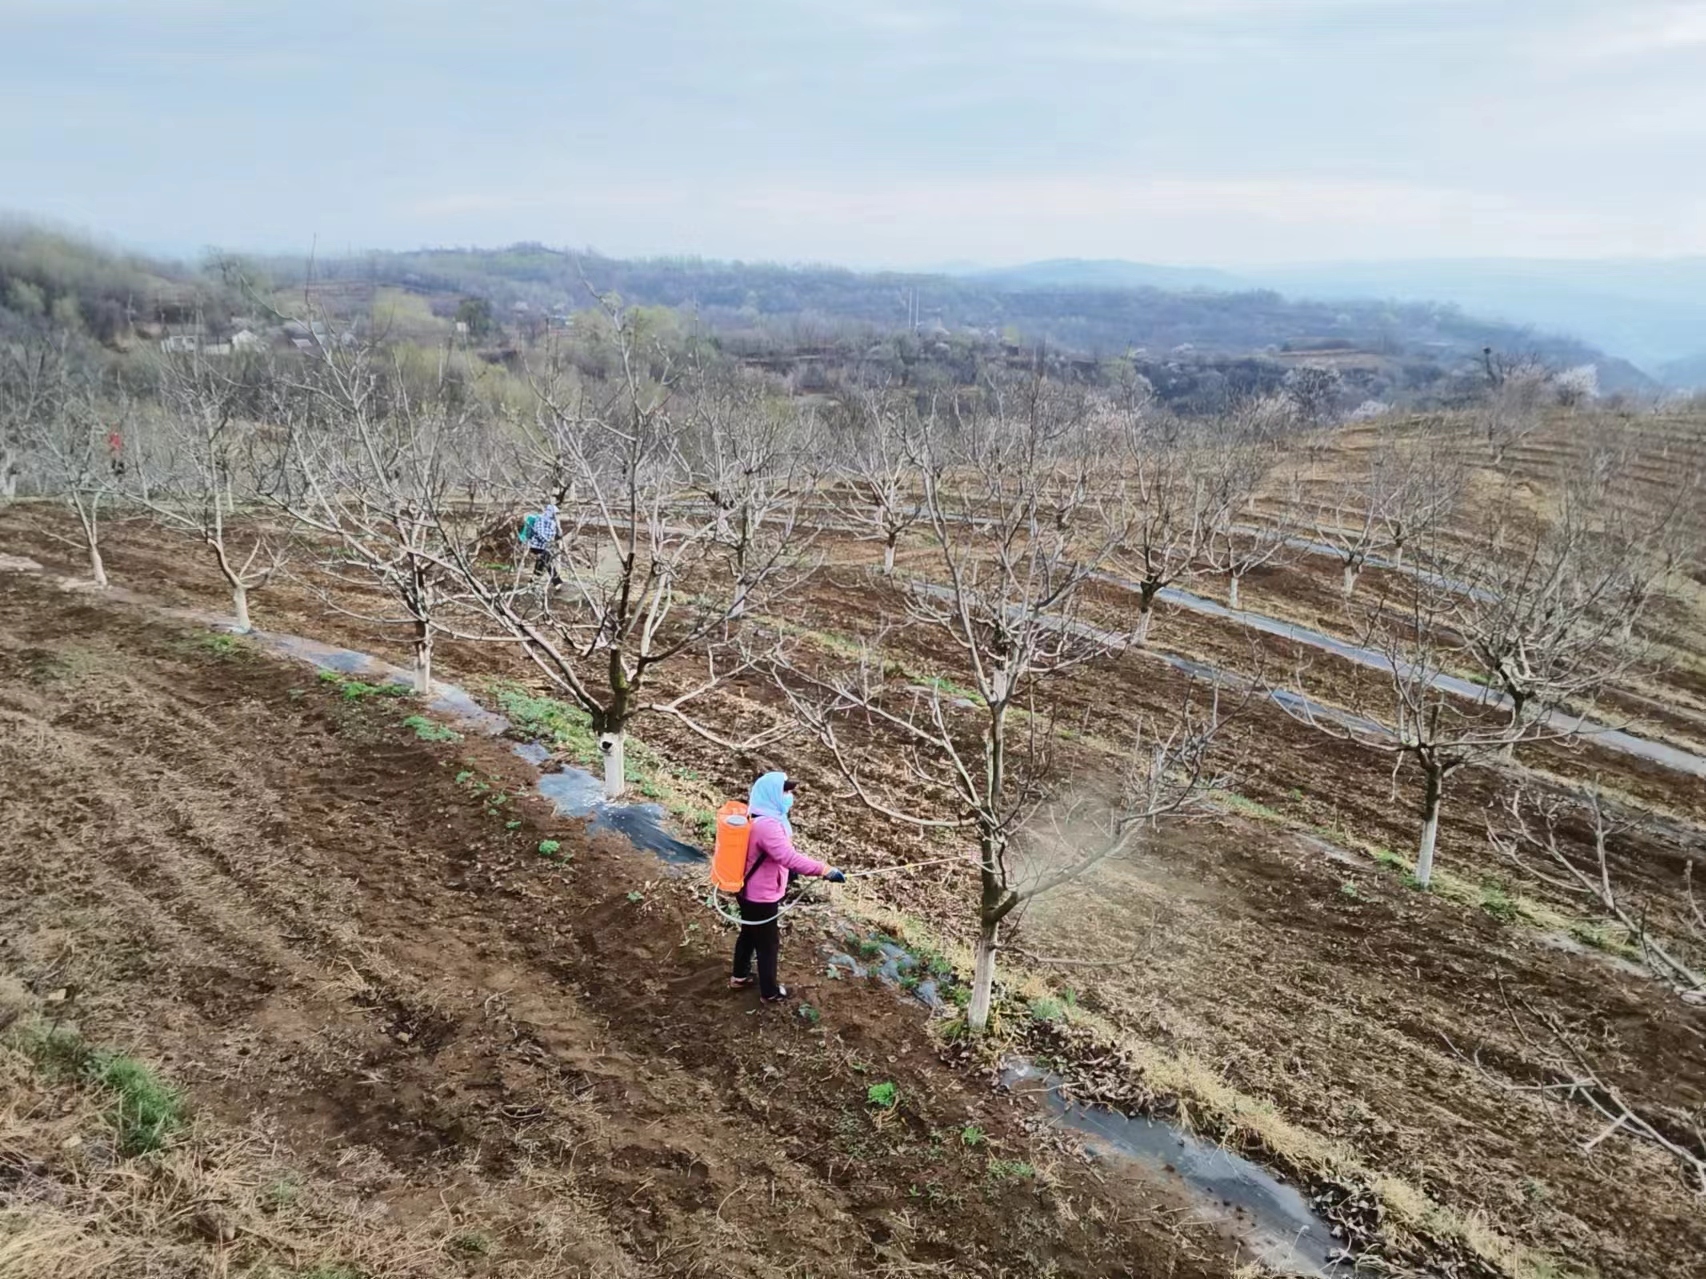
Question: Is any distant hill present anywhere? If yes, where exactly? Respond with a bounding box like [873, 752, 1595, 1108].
[974, 255, 1704, 377]
[1246, 258, 1706, 375]
[282, 244, 1652, 392]
[0, 219, 219, 341]
[0, 220, 1660, 399]
[1658, 352, 1706, 391]
[964, 259, 1247, 293]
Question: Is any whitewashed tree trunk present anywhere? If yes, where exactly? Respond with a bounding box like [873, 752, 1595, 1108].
[602, 728, 626, 800]
[1341, 563, 1360, 597]
[88, 540, 108, 589]
[413, 624, 433, 695]
[967, 923, 999, 1034]
[230, 584, 251, 633]
[1226, 573, 1241, 611]
[1134, 600, 1155, 646]
[1414, 766, 1443, 889]
[883, 537, 897, 575]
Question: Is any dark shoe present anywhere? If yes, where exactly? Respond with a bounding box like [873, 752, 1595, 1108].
[729, 976, 754, 990]
[761, 985, 791, 1003]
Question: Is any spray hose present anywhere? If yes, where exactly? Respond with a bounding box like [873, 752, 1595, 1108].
[704, 853, 974, 927]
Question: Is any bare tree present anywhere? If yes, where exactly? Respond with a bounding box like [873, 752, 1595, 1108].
[1312, 462, 1390, 599]
[834, 386, 925, 575]
[1454, 988, 1706, 1193]
[1456, 474, 1662, 749]
[1489, 785, 1704, 1000]
[1203, 438, 1295, 611]
[1110, 419, 1229, 644]
[775, 374, 1232, 1032]
[12, 334, 117, 586]
[1479, 350, 1552, 467]
[1282, 532, 1630, 893]
[678, 359, 815, 618]
[1281, 364, 1344, 428]
[0, 324, 78, 504]
[131, 346, 288, 631]
[1373, 433, 1465, 570]
[1312, 439, 1462, 597]
[274, 333, 478, 693]
[433, 301, 806, 798]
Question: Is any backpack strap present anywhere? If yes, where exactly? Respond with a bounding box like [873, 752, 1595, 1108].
[737, 832, 773, 905]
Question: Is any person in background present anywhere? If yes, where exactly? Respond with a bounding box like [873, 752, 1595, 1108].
[106, 430, 125, 479]
[731, 771, 844, 1002]
[521, 501, 562, 588]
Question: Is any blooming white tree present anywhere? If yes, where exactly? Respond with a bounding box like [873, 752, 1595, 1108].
[1553, 364, 1599, 408]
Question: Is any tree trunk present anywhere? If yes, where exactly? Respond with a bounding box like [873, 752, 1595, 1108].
[88, 541, 108, 589]
[1498, 693, 1526, 760]
[883, 536, 896, 575]
[1389, 541, 1405, 570]
[230, 583, 251, 633]
[1226, 573, 1241, 611]
[602, 728, 626, 800]
[967, 920, 999, 1034]
[1414, 763, 1444, 889]
[1134, 597, 1155, 646]
[1341, 563, 1360, 597]
[413, 621, 433, 695]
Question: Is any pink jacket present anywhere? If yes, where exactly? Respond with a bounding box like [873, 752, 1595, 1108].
[741, 814, 827, 904]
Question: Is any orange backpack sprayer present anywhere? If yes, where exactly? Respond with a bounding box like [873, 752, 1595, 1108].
[710, 800, 752, 894]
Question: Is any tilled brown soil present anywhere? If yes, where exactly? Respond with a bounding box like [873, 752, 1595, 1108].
[0, 567, 1235, 1278]
[5, 507, 1706, 1279]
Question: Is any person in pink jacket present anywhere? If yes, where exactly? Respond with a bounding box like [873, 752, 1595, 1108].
[731, 771, 844, 1002]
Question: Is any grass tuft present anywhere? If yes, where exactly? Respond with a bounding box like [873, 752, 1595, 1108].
[86, 1050, 187, 1155]
[318, 670, 408, 702]
[401, 715, 460, 743]
[1027, 997, 1065, 1023]
[18, 1023, 186, 1155]
[449, 1231, 493, 1256]
[866, 1081, 899, 1109]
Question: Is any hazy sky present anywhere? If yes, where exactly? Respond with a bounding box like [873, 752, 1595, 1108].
[5, 0, 1704, 266]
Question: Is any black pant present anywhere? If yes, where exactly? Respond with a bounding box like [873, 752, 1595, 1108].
[529, 546, 560, 585]
[732, 897, 782, 999]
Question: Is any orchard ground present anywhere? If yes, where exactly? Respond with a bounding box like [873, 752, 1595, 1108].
[2, 410, 1704, 1279]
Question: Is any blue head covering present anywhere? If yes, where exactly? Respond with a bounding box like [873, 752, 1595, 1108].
[748, 771, 794, 835]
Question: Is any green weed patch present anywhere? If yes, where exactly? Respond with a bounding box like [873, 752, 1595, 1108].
[317, 670, 407, 701]
[19, 1024, 186, 1155]
[401, 714, 460, 742]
